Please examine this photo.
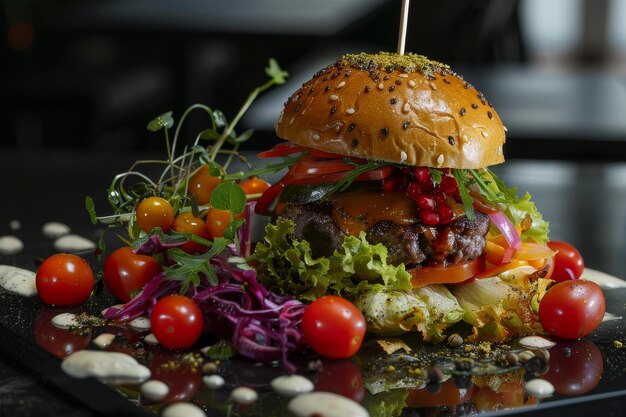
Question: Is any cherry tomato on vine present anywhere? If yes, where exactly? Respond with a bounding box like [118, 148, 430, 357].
[301, 296, 366, 358]
[172, 213, 210, 254]
[36, 253, 94, 306]
[547, 240, 585, 282]
[539, 280, 605, 339]
[103, 247, 163, 302]
[239, 177, 271, 197]
[151, 295, 204, 349]
[188, 165, 221, 205]
[136, 196, 174, 233]
[205, 208, 243, 239]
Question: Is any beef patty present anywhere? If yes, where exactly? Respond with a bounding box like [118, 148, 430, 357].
[280, 201, 490, 267]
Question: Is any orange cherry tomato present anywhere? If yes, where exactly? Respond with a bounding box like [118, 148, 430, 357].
[239, 176, 271, 197]
[136, 197, 174, 233]
[188, 166, 221, 205]
[205, 208, 243, 239]
[173, 213, 210, 254]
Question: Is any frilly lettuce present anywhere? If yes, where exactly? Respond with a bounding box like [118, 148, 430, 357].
[354, 285, 465, 343]
[250, 218, 412, 301]
[501, 192, 550, 243]
[451, 266, 552, 342]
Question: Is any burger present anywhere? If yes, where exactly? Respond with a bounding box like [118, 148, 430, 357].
[251, 52, 553, 343]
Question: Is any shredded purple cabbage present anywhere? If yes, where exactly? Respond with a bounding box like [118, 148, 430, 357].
[105, 200, 306, 372]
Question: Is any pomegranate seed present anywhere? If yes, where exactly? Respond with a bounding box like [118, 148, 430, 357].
[420, 211, 440, 225]
[414, 167, 432, 185]
[438, 205, 454, 224]
[416, 194, 436, 211]
[407, 182, 421, 199]
[433, 193, 446, 205]
[439, 175, 458, 194]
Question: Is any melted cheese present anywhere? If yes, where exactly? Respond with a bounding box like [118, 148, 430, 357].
[329, 187, 417, 235]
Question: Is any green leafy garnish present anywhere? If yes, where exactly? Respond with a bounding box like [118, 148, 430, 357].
[204, 340, 237, 360]
[146, 111, 174, 132]
[165, 237, 228, 292]
[451, 169, 475, 220]
[210, 182, 247, 214]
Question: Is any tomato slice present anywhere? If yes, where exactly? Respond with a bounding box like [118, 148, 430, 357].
[255, 180, 287, 215]
[257, 143, 308, 158]
[475, 259, 530, 279]
[290, 155, 353, 177]
[409, 258, 485, 287]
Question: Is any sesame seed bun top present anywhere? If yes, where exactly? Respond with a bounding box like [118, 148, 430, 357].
[275, 52, 506, 169]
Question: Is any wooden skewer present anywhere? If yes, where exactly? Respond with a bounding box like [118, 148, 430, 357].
[397, 0, 410, 55]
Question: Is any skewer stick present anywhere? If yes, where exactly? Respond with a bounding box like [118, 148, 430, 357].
[397, 0, 410, 55]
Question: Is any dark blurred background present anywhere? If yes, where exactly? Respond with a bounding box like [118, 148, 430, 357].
[2, 0, 626, 158]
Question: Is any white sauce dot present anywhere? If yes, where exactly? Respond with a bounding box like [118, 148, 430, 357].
[203, 374, 225, 389]
[518, 336, 556, 349]
[62, 350, 151, 383]
[161, 402, 206, 417]
[93, 333, 116, 349]
[141, 379, 170, 402]
[230, 386, 258, 405]
[0, 265, 37, 297]
[42, 222, 71, 239]
[144, 333, 159, 345]
[525, 378, 555, 398]
[52, 313, 79, 329]
[288, 392, 370, 417]
[54, 234, 96, 252]
[270, 375, 314, 397]
[129, 316, 151, 331]
[9, 220, 21, 231]
[0, 235, 24, 255]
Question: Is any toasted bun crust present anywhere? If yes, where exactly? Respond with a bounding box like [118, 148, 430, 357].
[276, 52, 506, 168]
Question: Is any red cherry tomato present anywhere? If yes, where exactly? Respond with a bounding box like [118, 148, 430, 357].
[543, 341, 603, 395]
[34, 307, 91, 358]
[205, 208, 243, 239]
[301, 296, 366, 358]
[172, 213, 210, 254]
[103, 247, 163, 302]
[150, 295, 204, 349]
[315, 359, 365, 402]
[188, 165, 221, 205]
[539, 280, 605, 339]
[36, 253, 94, 306]
[547, 240, 585, 282]
[239, 176, 271, 197]
[136, 197, 174, 233]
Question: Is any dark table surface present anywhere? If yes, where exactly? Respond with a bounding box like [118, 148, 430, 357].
[0, 149, 625, 416]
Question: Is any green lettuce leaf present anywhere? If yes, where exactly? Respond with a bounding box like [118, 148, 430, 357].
[501, 192, 550, 243]
[354, 285, 465, 342]
[250, 218, 412, 302]
[451, 266, 552, 342]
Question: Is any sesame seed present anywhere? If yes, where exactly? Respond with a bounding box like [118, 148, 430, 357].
[323, 76, 329, 81]
[325, 85, 331, 91]
[471, 103, 478, 109]
[332, 72, 340, 79]
[378, 82, 384, 90]
[503, 126, 508, 132]
[329, 94, 339, 101]
[390, 98, 397, 105]
[336, 81, 346, 89]
[443, 78, 451, 84]
[481, 131, 489, 137]
[345, 108, 356, 115]
[399, 73, 409, 78]
[289, 115, 295, 125]
[312, 133, 321, 141]
[294, 103, 302, 112]
[388, 85, 395, 92]
[437, 154, 444, 166]
[402, 103, 411, 113]
[460, 108, 466, 116]
[448, 136, 455, 145]
[345, 70, 351, 77]
[429, 82, 437, 90]
[364, 86, 371, 93]
[351, 138, 359, 147]
[309, 87, 314, 94]
[463, 82, 469, 89]
[278, 111, 284, 123]
[395, 80, 402, 85]
[383, 75, 390, 80]
[381, 127, 389, 136]
[400, 151, 407, 163]
[301, 108, 307, 115]
[348, 123, 356, 132]
[330, 106, 336, 114]
[408, 80, 416, 88]
[487, 111, 493, 119]
[403, 121, 410, 129]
